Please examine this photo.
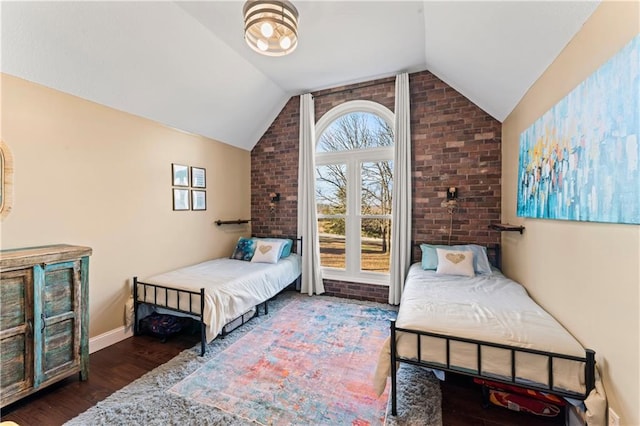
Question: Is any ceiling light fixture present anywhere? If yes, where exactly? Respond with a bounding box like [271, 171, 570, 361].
[243, 0, 299, 57]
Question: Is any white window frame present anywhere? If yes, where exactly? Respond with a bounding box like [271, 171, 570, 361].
[315, 100, 395, 286]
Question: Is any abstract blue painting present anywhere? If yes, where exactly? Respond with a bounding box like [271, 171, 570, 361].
[517, 35, 640, 225]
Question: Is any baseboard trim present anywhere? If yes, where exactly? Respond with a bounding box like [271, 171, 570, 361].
[89, 326, 133, 354]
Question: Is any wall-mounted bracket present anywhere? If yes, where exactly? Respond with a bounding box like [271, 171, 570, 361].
[215, 219, 251, 226]
[489, 223, 525, 234]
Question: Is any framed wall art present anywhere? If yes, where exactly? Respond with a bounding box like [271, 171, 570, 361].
[173, 188, 190, 211]
[517, 35, 639, 225]
[172, 163, 189, 187]
[191, 167, 206, 188]
[192, 190, 207, 211]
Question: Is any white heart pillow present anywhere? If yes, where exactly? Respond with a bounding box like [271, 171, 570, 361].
[251, 240, 284, 264]
[435, 248, 475, 277]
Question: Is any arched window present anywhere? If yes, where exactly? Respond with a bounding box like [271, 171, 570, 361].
[315, 101, 394, 285]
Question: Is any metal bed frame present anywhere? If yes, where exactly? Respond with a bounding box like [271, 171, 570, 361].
[133, 236, 301, 356]
[389, 324, 596, 415]
[133, 278, 273, 356]
[389, 243, 596, 416]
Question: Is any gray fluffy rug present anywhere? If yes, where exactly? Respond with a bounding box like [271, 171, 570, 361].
[385, 364, 443, 426]
[66, 292, 442, 426]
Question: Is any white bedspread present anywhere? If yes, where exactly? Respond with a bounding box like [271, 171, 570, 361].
[139, 254, 301, 342]
[374, 263, 587, 395]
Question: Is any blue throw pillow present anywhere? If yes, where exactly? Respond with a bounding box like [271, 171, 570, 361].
[230, 237, 257, 261]
[457, 244, 492, 275]
[279, 239, 293, 257]
[420, 244, 440, 270]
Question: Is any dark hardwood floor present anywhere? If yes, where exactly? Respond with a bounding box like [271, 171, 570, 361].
[1, 333, 564, 426]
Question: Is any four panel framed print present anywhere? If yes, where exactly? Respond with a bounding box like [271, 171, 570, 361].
[171, 164, 207, 211]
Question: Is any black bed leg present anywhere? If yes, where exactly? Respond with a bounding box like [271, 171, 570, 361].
[391, 365, 397, 416]
[481, 385, 490, 409]
[264, 300, 268, 315]
[200, 322, 206, 356]
[390, 320, 398, 416]
[585, 349, 596, 394]
[200, 288, 206, 356]
[133, 277, 139, 335]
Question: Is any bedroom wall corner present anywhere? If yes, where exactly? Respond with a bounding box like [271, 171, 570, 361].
[501, 1, 640, 424]
[0, 73, 251, 339]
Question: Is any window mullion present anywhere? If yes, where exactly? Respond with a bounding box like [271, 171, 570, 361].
[356, 159, 364, 274]
[346, 158, 359, 276]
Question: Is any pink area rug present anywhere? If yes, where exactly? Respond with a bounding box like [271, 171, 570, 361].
[169, 295, 397, 425]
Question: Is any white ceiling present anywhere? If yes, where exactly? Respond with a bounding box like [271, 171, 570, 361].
[1, 1, 600, 151]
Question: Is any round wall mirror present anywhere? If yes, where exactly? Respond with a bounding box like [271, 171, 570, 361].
[1, 140, 14, 220]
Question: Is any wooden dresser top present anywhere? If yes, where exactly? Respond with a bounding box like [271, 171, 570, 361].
[0, 244, 92, 269]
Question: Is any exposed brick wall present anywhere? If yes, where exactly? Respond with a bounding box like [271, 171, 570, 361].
[322, 279, 389, 304]
[250, 98, 300, 238]
[251, 70, 501, 302]
[410, 72, 502, 261]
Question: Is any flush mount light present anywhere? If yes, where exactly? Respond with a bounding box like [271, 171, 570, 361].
[243, 0, 298, 56]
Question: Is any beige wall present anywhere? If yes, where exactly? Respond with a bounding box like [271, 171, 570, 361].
[0, 74, 251, 338]
[502, 2, 639, 424]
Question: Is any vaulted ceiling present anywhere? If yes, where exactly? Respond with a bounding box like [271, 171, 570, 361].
[1, 1, 599, 151]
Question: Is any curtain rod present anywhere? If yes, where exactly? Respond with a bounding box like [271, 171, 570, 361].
[311, 78, 394, 99]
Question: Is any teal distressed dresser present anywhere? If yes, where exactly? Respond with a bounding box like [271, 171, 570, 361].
[0, 244, 92, 408]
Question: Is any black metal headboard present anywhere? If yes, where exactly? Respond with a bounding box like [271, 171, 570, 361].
[411, 242, 501, 270]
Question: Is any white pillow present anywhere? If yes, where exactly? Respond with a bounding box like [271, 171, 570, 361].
[435, 248, 475, 277]
[251, 240, 284, 264]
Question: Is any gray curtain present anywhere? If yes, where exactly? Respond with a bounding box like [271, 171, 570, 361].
[388, 73, 412, 305]
[297, 93, 325, 295]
